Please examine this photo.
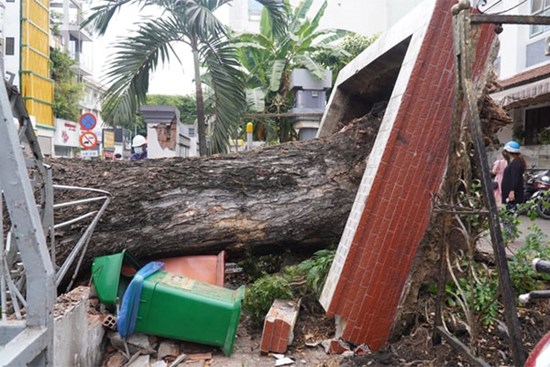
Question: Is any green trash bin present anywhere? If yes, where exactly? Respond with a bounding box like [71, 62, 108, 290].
[91, 250, 245, 356]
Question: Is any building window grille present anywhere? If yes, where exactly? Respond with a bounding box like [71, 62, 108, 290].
[5, 37, 15, 55]
[530, 0, 550, 37]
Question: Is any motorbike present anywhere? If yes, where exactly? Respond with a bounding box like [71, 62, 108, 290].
[524, 168, 550, 220]
[520, 259, 550, 367]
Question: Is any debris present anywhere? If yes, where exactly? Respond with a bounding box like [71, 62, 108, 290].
[150, 361, 168, 367]
[108, 332, 156, 356]
[353, 344, 371, 355]
[106, 352, 127, 367]
[305, 341, 321, 348]
[103, 314, 117, 331]
[124, 352, 142, 366]
[184, 361, 205, 367]
[322, 338, 351, 355]
[188, 353, 212, 361]
[260, 299, 301, 354]
[125, 354, 150, 367]
[275, 357, 295, 366]
[168, 353, 187, 367]
[158, 340, 180, 360]
[225, 263, 243, 274]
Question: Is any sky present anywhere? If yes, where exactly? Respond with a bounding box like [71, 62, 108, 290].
[88, 0, 403, 97]
[89, 3, 229, 96]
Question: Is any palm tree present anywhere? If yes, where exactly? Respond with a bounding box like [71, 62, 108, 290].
[235, 0, 349, 142]
[85, 0, 287, 155]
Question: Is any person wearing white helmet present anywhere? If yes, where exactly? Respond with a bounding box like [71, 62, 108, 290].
[130, 135, 148, 161]
[501, 140, 526, 208]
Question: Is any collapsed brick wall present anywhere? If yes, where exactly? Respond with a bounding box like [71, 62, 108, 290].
[319, 0, 496, 351]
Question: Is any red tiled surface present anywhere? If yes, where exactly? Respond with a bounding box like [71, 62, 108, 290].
[260, 300, 300, 354]
[498, 62, 550, 89]
[324, 1, 496, 351]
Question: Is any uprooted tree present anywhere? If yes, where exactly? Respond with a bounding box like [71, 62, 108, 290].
[50, 95, 508, 271]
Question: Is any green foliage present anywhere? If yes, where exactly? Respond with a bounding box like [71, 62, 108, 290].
[243, 274, 294, 325]
[508, 224, 550, 296]
[445, 263, 499, 326]
[50, 48, 84, 121]
[145, 94, 196, 124]
[238, 252, 284, 283]
[313, 33, 379, 85]
[297, 249, 335, 296]
[538, 127, 550, 145]
[242, 248, 335, 327]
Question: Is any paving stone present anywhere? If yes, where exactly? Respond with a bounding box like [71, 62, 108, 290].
[106, 352, 127, 367]
[158, 340, 180, 359]
[108, 332, 156, 355]
[126, 355, 150, 367]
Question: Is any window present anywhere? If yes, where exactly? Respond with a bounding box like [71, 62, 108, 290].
[188, 127, 195, 137]
[5, 37, 14, 56]
[525, 105, 550, 144]
[6, 0, 14, 3]
[248, 0, 262, 20]
[530, 0, 550, 37]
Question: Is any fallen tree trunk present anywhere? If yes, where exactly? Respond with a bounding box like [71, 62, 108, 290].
[51, 104, 385, 267]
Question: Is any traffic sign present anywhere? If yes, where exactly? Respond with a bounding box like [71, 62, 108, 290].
[79, 113, 97, 131]
[79, 131, 98, 150]
[81, 150, 99, 158]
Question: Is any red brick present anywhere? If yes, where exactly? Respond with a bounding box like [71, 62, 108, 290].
[259, 299, 300, 354]
[327, 339, 351, 355]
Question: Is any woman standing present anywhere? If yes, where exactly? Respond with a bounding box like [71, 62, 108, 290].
[492, 152, 507, 206]
[500, 141, 526, 210]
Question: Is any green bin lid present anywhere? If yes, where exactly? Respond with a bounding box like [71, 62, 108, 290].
[91, 250, 142, 306]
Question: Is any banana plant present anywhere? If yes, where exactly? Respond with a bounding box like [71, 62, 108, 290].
[234, 0, 349, 142]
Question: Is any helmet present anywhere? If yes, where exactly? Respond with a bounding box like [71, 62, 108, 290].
[132, 135, 147, 147]
[504, 140, 520, 153]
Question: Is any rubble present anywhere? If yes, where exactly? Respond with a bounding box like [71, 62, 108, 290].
[260, 299, 301, 354]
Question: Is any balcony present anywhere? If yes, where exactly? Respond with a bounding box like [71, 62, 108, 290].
[69, 50, 92, 76]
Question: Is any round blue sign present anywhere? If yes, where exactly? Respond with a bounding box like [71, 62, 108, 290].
[79, 113, 97, 131]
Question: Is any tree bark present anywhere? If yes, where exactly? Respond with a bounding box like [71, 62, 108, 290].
[50, 105, 385, 268]
[191, 37, 207, 157]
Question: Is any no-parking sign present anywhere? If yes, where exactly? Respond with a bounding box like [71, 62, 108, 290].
[79, 131, 98, 150]
[79, 113, 97, 131]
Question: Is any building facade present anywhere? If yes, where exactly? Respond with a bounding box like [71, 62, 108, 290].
[50, 0, 106, 158]
[226, 0, 425, 36]
[488, 0, 550, 166]
[5, 0, 55, 154]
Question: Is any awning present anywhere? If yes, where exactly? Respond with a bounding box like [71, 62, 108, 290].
[492, 77, 550, 109]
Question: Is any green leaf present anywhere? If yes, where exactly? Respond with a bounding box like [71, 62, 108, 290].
[246, 88, 266, 112]
[269, 59, 286, 92]
[294, 54, 325, 79]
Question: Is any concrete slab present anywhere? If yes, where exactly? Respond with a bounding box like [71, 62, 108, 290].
[53, 286, 105, 367]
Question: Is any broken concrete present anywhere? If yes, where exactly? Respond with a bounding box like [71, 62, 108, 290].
[53, 286, 105, 367]
[319, 0, 497, 351]
[157, 340, 180, 360]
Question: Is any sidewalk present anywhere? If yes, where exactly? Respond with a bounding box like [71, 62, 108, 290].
[477, 215, 550, 254]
